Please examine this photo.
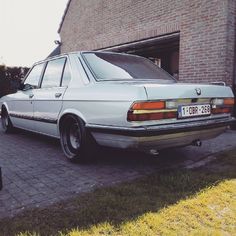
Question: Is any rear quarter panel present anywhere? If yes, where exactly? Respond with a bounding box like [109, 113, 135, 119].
[60, 83, 147, 127]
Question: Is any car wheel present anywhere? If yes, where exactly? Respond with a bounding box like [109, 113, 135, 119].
[1, 108, 13, 133]
[60, 115, 89, 162]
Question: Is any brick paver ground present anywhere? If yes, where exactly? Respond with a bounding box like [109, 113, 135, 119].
[0, 123, 236, 219]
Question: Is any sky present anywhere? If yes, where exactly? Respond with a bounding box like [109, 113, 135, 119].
[0, 0, 68, 67]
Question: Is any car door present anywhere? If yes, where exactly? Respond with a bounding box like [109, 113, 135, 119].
[10, 63, 45, 131]
[33, 57, 71, 137]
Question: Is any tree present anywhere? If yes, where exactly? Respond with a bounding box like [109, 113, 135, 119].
[0, 65, 29, 97]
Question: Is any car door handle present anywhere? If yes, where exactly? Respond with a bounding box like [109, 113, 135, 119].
[29, 94, 34, 99]
[55, 93, 62, 98]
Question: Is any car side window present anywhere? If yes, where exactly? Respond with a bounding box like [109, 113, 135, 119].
[41, 58, 66, 88]
[61, 60, 71, 87]
[24, 63, 45, 89]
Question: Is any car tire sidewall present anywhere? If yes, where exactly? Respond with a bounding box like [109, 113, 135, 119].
[1, 109, 13, 133]
[60, 115, 88, 162]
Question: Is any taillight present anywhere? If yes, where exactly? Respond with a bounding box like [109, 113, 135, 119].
[211, 98, 234, 115]
[127, 101, 177, 121]
[224, 98, 235, 106]
[132, 101, 165, 110]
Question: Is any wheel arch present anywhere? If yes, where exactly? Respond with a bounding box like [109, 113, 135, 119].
[58, 109, 87, 134]
[1, 102, 10, 115]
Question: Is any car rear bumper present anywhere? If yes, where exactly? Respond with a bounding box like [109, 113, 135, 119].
[86, 116, 235, 151]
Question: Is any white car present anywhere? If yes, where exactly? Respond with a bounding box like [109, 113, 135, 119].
[0, 52, 235, 161]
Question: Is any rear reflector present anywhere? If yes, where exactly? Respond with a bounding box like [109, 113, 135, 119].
[127, 111, 176, 121]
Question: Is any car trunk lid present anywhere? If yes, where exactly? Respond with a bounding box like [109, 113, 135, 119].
[143, 83, 233, 100]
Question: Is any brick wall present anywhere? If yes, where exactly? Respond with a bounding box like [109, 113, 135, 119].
[226, 0, 236, 86]
[59, 0, 236, 86]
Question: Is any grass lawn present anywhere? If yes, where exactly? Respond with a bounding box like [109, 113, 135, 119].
[0, 148, 236, 236]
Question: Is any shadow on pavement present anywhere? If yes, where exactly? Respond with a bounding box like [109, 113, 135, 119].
[0, 147, 235, 236]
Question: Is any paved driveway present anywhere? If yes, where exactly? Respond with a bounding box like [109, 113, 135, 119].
[0, 122, 236, 219]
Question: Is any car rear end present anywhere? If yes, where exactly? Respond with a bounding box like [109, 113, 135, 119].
[81, 52, 235, 153]
[91, 84, 234, 153]
[124, 83, 234, 151]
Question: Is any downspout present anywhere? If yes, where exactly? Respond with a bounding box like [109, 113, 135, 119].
[233, 0, 236, 92]
[233, 33, 236, 99]
[233, 5, 236, 122]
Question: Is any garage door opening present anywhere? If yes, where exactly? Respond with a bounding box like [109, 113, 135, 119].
[101, 32, 180, 79]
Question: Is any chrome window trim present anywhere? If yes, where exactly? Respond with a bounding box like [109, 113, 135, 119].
[39, 56, 70, 89]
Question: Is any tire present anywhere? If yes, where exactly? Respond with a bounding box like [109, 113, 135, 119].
[1, 108, 13, 133]
[60, 115, 90, 162]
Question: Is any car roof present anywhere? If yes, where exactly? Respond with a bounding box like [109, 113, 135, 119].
[32, 51, 141, 67]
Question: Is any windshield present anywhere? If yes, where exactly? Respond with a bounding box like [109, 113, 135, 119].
[82, 52, 175, 82]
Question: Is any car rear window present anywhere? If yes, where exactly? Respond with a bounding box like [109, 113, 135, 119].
[82, 52, 175, 82]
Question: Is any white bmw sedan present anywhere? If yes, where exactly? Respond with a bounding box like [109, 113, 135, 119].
[0, 52, 235, 161]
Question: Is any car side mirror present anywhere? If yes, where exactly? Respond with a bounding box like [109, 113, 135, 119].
[22, 83, 34, 91]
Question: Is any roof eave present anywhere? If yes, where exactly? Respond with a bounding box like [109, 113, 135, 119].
[57, 0, 72, 34]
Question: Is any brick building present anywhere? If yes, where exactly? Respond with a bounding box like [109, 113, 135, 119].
[58, 0, 236, 88]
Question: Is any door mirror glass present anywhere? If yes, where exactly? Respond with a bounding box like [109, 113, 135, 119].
[22, 83, 34, 91]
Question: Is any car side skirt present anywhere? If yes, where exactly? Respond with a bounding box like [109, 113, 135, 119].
[9, 113, 57, 124]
